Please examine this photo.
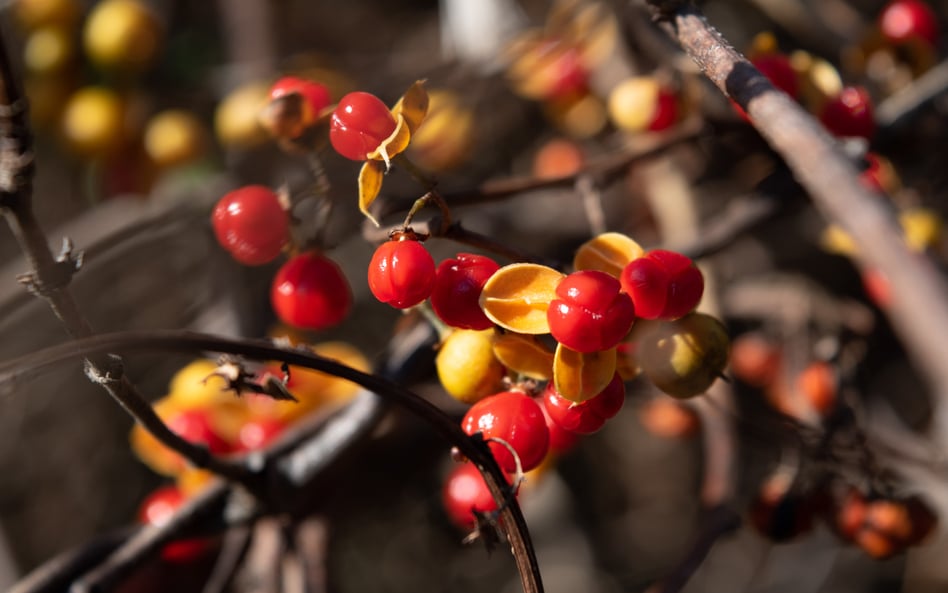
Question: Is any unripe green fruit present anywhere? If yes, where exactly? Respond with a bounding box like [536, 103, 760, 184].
[638, 312, 730, 398]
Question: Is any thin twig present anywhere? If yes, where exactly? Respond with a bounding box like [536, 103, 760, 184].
[70, 483, 234, 593]
[0, 329, 545, 593]
[876, 58, 948, 131]
[646, 0, 948, 437]
[0, 25, 255, 487]
[200, 526, 254, 593]
[9, 528, 132, 593]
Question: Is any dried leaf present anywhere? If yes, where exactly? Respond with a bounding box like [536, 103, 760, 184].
[479, 263, 564, 334]
[492, 333, 554, 380]
[391, 80, 429, 134]
[573, 232, 644, 278]
[553, 345, 616, 403]
[358, 160, 386, 226]
[368, 114, 412, 166]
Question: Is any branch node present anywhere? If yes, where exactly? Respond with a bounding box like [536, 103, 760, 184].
[16, 236, 83, 296]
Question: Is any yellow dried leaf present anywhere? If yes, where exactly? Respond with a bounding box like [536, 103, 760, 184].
[492, 333, 554, 380]
[368, 114, 411, 166]
[553, 344, 616, 403]
[573, 232, 644, 278]
[391, 80, 429, 134]
[358, 160, 386, 226]
[479, 263, 564, 334]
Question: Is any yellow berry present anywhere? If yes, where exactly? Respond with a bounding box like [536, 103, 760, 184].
[143, 109, 208, 169]
[83, 0, 163, 71]
[60, 86, 125, 157]
[215, 81, 270, 149]
[436, 329, 506, 404]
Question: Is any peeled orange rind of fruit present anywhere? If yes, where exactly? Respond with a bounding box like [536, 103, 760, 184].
[390, 80, 429, 135]
[479, 263, 564, 334]
[492, 332, 555, 380]
[358, 160, 386, 226]
[573, 232, 644, 278]
[553, 344, 616, 402]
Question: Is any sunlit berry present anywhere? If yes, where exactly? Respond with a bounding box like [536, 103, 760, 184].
[461, 390, 550, 473]
[547, 270, 636, 353]
[430, 253, 500, 329]
[367, 237, 436, 309]
[271, 251, 352, 330]
[329, 92, 397, 161]
[211, 185, 288, 266]
[542, 372, 624, 434]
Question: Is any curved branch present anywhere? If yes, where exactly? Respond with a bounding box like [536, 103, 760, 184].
[0, 329, 545, 593]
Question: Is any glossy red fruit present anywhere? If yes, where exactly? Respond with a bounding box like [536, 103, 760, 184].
[547, 270, 636, 353]
[542, 372, 625, 434]
[461, 390, 550, 473]
[271, 251, 352, 330]
[430, 253, 500, 329]
[167, 409, 231, 455]
[367, 238, 436, 309]
[752, 54, 799, 98]
[538, 398, 580, 454]
[138, 486, 209, 562]
[329, 91, 396, 160]
[879, 0, 939, 47]
[620, 250, 704, 321]
[648, 250, 704, 319]
[442, 462, 501, 529]
[211, 185, 288, 266]
[820, 87, 876, 140]
[649, 87, 679, 131]
[270, 76, 332, 117]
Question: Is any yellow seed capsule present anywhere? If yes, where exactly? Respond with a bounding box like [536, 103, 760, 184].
[83, 0, 163, 72]
[479, 263, 564, 335]
[552, 344, 616, 403]
[143, 110, 208, 169]
[436, 329, 506, 404]
[492, 333, 554, 380]
[573, 232, 645, 278]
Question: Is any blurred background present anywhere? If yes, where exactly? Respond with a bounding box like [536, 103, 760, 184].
[1, 0, 948, 591]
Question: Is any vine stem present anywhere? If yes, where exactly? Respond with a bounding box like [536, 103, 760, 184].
[647, 0, 948, 435]
[0, 26, 253, 486]
[0, 330, 544, 593]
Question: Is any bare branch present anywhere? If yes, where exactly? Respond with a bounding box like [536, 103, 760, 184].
[645, 0, 948, 430]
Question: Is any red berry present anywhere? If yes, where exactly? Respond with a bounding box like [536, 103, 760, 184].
[538, 398, 580, 454]
[879, 0, 939, 47]
[820, 87, 876, 140]
[648, 87, 678, 131]
[138, 486, 210, 562]
[167, 409, 231, 455]
[539, 42, 588, 100]
[547, 270, 636, 353]
[620, 250, 704, 321]
[461, 390, 550, 473]
[271, 251, 352, 330]
[211, 185, 288, 266]
[329, 92, 397, 161]
[367, 238, 436, 309]
[430, 253, 500, 329]
[236, 418, 285, 452]
[619, 256, 668, 319]
[270, 76, 332, 118]
[442, 462, 501, 529]
[752, 54, 799, 99]
[542, 372, 625, 434]
[649, 250, 704, 319]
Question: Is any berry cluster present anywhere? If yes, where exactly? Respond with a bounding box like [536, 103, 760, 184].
[432, 232, 730, 529]
[130, 341, 370, 545]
